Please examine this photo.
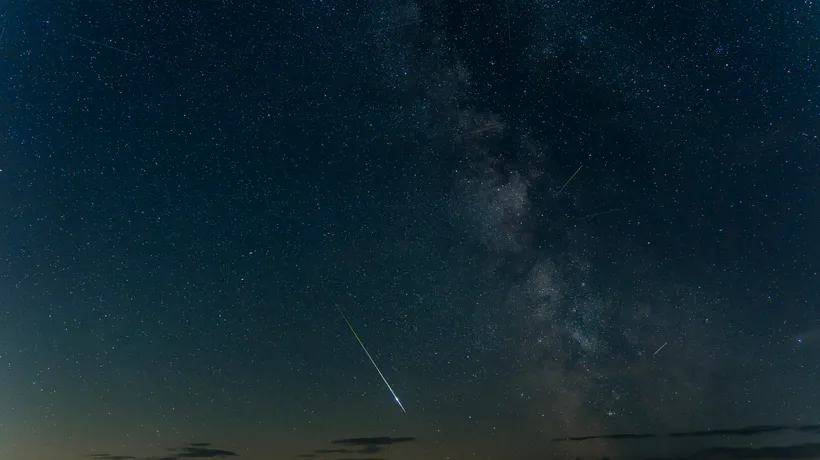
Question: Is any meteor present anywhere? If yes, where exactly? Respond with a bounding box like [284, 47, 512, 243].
[652, 342, 668, 356]
[336, 306, 406, 413]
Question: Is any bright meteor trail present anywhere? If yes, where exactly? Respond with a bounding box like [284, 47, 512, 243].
[336, 306, 407, 413]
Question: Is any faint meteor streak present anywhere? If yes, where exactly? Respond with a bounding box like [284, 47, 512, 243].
[554, 165, 583, 197]
[454, 124, 502, 141]
[366, 19, 423, 35]
[653, 342, 668, 356]
[68, 33, 139, 57]
[336, 306, 406, 413]
[579, 207, 622, 221]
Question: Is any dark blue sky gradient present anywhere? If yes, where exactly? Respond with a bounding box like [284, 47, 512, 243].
[1, 1, 819, 459]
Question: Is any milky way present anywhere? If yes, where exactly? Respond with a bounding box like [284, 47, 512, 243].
[1, 0, 818, 459]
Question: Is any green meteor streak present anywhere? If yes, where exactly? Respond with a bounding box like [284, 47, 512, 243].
[336, 306, 406, 413]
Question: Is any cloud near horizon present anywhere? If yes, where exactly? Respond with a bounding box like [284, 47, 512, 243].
[298, 435, 416, 459]
[331, 437, 416, 446]
[87, 442, 238, 460]
[553, 423, 820, 442]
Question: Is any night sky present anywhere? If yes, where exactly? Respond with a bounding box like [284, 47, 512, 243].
[1, 0, 819, 459]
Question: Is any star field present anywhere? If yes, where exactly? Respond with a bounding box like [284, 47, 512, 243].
[1, 1, 819, 460]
